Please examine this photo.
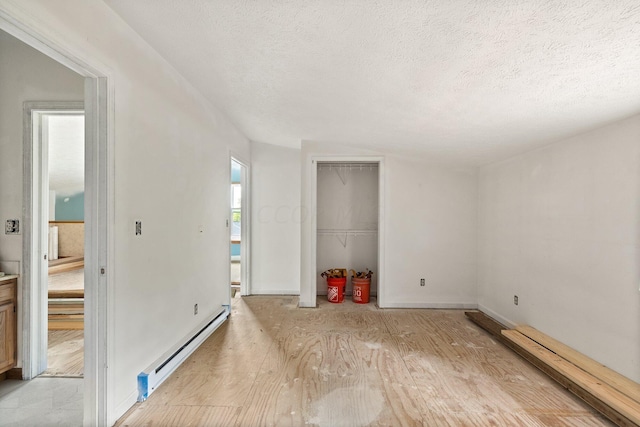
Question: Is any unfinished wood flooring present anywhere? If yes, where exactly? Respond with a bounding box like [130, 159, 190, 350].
[115, 297, 613, 427]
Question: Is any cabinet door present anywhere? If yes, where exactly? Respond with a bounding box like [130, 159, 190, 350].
[0, 302, 16, 373]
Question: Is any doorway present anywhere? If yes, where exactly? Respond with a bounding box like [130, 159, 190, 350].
[33, 110, 85, 378]
[305, 156, 386, 309]
[230, 157, 250, 298]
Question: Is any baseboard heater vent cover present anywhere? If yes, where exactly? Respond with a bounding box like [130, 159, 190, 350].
[137, 305, 229, 401]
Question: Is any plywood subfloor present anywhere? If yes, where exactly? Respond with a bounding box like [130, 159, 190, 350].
[41, 329, 84, 378]
[115, 297, 614, 427]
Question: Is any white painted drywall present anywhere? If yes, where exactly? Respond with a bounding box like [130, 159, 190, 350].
[301, 142, 478, 308]
[478, 114, 640, 382]
[0, 1, 250, 422]
[383, 156, 478, 308]
[250, 141, 300, 294]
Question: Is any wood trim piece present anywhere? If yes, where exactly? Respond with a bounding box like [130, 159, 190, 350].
[464, 310, 507, 338]
[515, 325, 640, 404]
[502, 329, 640, 427]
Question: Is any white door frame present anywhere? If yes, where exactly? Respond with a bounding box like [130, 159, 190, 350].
[305, 155, 386, 308]
[230, 154, 251, 296]
[1, 10, 113, 427]
[24, 103, 84, 376]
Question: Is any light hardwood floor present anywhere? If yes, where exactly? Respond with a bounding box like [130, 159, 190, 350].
[115, 296, 613, 426]
[42, 329, 84, 377]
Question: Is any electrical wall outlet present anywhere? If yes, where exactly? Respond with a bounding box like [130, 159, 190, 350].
[135, 220, 142, 236]
[420, 278, 425, 287]
[194, 304, 198, 315]
[514, 295, 519, 306]
[5, 219, 19, 234]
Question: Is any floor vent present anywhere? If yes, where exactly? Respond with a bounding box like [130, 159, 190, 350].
[137, 305, 229, 401]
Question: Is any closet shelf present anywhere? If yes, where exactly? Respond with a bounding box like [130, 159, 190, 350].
[318, 163, 378, 185]
[317, 229, 378, 235]
[317, 229, 377, 248]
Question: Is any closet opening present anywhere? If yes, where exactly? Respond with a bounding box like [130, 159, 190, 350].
[316, 161, 380, 305]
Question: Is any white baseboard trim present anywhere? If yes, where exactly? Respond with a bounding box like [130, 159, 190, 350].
[380, 302, 478, 309]
[112, 390, 138, 426]
[136, 306, 229, 402]
[249, 289, 300, 295]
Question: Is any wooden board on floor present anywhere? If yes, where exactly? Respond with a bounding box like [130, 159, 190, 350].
[465, 310, 507, 338]
[502, 329, 640, 427]
[515, 325, 640, 404]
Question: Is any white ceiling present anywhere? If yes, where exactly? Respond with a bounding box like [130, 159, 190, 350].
[48, 114, 85, 196]
[104, 0, 640, 165]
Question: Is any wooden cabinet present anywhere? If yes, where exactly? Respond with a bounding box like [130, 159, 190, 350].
[0, 277, 17, 375]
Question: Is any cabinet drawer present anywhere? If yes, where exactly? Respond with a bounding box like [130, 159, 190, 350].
[0, 282, 16, 304]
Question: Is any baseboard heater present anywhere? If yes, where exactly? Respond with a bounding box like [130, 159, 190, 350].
[137, 305, 230, 402]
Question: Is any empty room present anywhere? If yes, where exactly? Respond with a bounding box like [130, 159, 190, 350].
[0, 1, 639, 426]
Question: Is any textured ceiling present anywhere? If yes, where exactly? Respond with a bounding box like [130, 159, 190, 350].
[105, 0, 640, 165]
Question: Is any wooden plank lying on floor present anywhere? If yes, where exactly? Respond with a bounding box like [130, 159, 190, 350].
[464, 310, 507, 339]
[502, 329, 640, 427]
[516, 325, 640, 404]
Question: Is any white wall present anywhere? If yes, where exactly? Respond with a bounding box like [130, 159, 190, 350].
[300, 142, 478, 308]
[250, 141, 300, 294]
[478, 114, 640, 383]
[0, 1, 250, 423]
[383, 155, 478, 307]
